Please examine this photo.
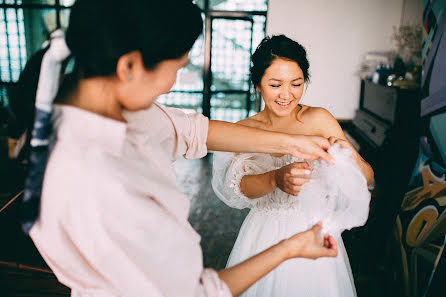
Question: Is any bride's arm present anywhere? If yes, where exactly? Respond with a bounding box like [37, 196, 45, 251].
[239, 171, 276, 198]
[218, 223, 337, 297]
[240, 162, 312, 198]
[207, 120, 333, 162]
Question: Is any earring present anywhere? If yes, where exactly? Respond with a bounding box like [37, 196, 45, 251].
[126, 73, 132, 81]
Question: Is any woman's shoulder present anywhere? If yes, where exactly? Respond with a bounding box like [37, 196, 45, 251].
[299, 105, 337, 126]
[299, 105, 333, 119]
[299, 105, 342, 137]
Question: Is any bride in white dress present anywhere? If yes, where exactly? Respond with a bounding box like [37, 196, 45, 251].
[212, 35, 374, 297]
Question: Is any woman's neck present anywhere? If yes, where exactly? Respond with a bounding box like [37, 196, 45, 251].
[63, 77, 125, 122]
[261, 105, 302, 131]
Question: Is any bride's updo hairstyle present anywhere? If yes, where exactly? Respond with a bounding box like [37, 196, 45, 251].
[250, 35, 310, 87]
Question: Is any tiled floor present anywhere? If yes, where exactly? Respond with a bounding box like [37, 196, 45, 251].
[176, 155, 249, 270]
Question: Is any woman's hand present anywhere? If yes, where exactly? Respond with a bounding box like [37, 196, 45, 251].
[327, 136, 360, 162]
[272, 162, 312, 196]
[281, 222, 338, 260]
[287, 135, 333, 162]
[218, 222, 337, 296]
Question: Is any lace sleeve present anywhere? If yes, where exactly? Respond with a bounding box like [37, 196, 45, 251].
[298, 144, 371, 236]
[211, 152, 270, 209]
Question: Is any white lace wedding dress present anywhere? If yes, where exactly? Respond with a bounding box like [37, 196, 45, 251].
[212, 145, 371, 297]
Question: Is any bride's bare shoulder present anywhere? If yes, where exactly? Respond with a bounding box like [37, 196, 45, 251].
[299, 105, 342, 137]
[299, 105, 335, 124]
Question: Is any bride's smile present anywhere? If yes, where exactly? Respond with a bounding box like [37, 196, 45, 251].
[256, 57, 305, 117]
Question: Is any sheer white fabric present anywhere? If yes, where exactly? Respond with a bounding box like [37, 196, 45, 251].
[212, 144, 370, 297]
[298, 144, 371, 237]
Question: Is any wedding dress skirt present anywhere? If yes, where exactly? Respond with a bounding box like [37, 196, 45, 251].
[212, 145, 371, 297]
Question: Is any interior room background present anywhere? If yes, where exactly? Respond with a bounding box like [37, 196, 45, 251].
[0, 0, 424, 121]
[1, 1, 445, 297]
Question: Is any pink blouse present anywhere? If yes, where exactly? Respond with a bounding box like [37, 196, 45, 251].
[30, 103, 231, 297]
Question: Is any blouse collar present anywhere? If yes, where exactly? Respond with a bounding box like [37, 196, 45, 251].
[53, 104, 127, 157]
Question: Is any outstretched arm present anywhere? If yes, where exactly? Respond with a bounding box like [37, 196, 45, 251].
[207, 120, 333, 162]
[218, 223, 337, 297]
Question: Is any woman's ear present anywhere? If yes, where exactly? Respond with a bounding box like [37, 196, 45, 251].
[116, 51, 143, 82]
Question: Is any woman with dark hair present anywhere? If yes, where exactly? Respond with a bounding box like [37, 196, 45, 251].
[212, 35, 374, 297]
[19, 1, 339, 297]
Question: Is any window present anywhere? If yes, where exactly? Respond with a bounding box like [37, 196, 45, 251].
[157, 0, 268, 121]
[0, 0, 73, 111]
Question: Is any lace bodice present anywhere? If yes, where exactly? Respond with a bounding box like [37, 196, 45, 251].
[212, 145, 371, 235]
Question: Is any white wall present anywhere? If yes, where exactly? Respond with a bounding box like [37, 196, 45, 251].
[401, 0, 423, 25]
[266, 0, 420, 119]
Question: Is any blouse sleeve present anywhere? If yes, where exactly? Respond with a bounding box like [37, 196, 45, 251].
[196, 269, 232, 297]
[123, 103, 209, 162]
[162, 105, 209, 160]
[212, 152, 271, 209]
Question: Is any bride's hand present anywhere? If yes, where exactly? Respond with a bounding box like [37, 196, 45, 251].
[281, 222, 338, 260]
[287, 135, 333, 162]
[273, 162, 312, 196]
